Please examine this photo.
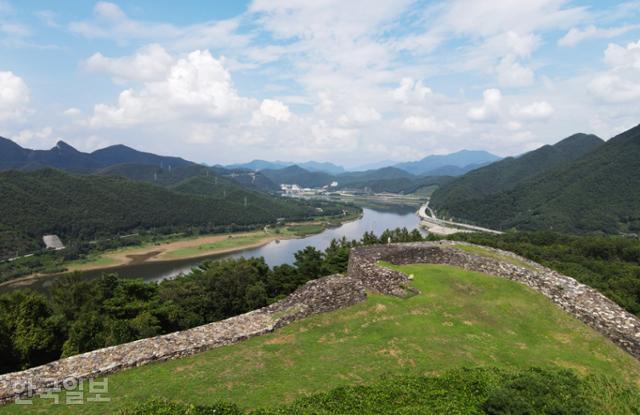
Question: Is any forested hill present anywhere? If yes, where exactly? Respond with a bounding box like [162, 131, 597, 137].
[0, 138, 193, 172]
[431, 133, 604, 207]
[431, 124, 640, 234]
[0, 169, 318, 259]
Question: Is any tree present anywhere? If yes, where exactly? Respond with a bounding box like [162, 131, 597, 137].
[294, 246, 324, 279]
[13, 292, 64, 368]
[62, 312, 106, 357]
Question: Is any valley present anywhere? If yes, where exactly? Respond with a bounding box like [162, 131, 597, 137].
[3, 3, 640, 413]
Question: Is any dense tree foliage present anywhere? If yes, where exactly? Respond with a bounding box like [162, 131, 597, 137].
[432, 133, 603, 208]
[121, 368, 638, 414]
[431, 125, 640, 234]
[0, 228, 423, 374]
[0, 169, 348, 259]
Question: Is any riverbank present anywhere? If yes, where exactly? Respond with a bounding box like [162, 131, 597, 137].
[0, 212, 363, 290]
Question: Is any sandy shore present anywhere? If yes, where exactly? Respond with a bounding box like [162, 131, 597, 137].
[0, 214, 361, 289]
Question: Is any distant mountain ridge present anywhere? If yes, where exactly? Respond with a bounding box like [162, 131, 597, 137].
[227, 160, 346, 175]
[0, 137, 194, 172]
[393, 150, 501, 176]
[431, 126, 640, 234]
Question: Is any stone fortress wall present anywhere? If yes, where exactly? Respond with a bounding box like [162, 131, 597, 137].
[1, 240, 639, 404]
[348, 241, 640, 359]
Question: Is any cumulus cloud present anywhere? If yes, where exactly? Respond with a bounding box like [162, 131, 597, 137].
[603, 40, 640, 68]
[85, 44, 174, 82]
[496, 55, 534, 87]
[0, 70, 29, 121]
[258, 99, 291, 122]
[467, 88, 502, 121]
[510, 101, 554, 120]
[89, 50, 250, 127]
[589, 40, 640, 103]
[402, 115, 455, 133]
[392, 78, 432, 104]
[558, 24, 640, 47]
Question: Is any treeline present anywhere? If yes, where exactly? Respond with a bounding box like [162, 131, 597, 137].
[0, 169, 348, 259]
[0, 228, 424, 374]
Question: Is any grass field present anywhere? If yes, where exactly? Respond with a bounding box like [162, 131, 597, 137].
[161, 234, 268, 259]
[2, 263, 639, 414]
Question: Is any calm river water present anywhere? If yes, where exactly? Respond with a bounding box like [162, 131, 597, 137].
[15, 206, 422, 291]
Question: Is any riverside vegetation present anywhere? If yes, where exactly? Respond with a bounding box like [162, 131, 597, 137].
[0, 228, 424, 374]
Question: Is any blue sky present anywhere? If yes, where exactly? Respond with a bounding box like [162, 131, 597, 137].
[1, 0, 639, 166]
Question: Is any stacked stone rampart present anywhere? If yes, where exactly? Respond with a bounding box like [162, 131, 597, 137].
[2, 240, 639, 405]
[0, 274, 366, 404]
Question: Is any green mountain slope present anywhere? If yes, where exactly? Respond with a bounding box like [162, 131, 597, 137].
[432, 125, 640, 233]
[0, 169, 313, 258]
[431, 133, 604, 208]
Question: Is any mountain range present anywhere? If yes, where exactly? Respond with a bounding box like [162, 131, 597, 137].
[431, 125, 640, 234]
[227, 160, 347, 175]
[393, 150, 502, 176]
[228, 150, 501, 176]
[0, 137, 193, 172]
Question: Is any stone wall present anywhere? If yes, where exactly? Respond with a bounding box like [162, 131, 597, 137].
[348, 241, 640, 359]
[0, 274, 366, 404]
[2, 240, 639, 404]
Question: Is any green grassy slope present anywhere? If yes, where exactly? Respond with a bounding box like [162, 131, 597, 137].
[4, 263, 638, 414]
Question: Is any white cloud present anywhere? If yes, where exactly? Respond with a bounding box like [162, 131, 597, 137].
[70, 2, 249, 49]
[85, 44, 174, 82]
[89, 50, 250, 127]
[496, 55, 534, 87]
[64, 108, 82, 117]
[259, 99, 291, 122]
[510, 101, 554, 120]
[392, 78, 432, 104]
[558, 24, 640, 47]
[603, 40, 640, 68]
[467, 88, 502, 121]
[338, 107, 381, 126]
[432, 0, 586, 38]
[402, 115, 455, 133]
[13, 126, 52, 146]
[589, 40, 640, 103]
[589, 71, 640, 103]
[0, 70, 29, 121]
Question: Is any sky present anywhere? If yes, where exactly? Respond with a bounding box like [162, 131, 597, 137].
[0, 1, 639, 167]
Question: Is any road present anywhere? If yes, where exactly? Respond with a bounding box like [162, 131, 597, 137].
[418, 201, 503, 235]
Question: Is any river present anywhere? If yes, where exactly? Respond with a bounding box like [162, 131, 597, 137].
[11, 206, 422, 291]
